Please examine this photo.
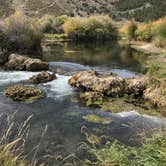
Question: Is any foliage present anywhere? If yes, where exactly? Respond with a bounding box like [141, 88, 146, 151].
[121, 20, 137, 40]
[1, 11, 43, 55]
[39, 15, 56, 33]
[63, 15, 118, 41]
[136, 23, 153, 42]
[152, 18, 166, 47]
[89, 134, 166, 166]
[54, 15, 69, 33]
[39, 15, 69, 34]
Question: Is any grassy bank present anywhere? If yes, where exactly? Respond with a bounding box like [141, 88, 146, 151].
[85, 134, 166, 166]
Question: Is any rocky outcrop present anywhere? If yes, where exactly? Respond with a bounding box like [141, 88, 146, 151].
[125, 78, 147, 97]
[69, 70, 125, 97]
[69, 70, 148, 104]
[29, 71, 56, 84]
[144, 83, 166, 108]
[5, 54, 49, 71]
[4, 84, 44, 102]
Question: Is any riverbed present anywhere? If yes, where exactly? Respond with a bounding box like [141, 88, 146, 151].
[0, 42, 165, 165]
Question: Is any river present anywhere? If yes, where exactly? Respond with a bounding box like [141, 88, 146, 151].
[0, 42, 165, 165]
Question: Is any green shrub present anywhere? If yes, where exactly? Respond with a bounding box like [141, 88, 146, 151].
[136, 23, 153, 42]
[121, 20, 137, 40]
[54, 15, 69, 33]
[63, 15, 118, 41]
[39, 15, 56, 33]
[2, 11, 43, 56]
[152, 17, 166, 47]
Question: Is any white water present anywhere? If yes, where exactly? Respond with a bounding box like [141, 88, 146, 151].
[0, 71, 74, 99]
[0, 71, 39, 86]
[43, 74, 74, 98]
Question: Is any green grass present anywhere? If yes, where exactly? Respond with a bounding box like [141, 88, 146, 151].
[87, 134, 166, 166]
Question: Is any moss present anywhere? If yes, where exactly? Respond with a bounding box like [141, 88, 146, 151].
[101, 98, 162, 117]
[83, 114, 112, 124]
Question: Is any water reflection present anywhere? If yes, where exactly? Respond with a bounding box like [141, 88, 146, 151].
[43, 42, 147, 73]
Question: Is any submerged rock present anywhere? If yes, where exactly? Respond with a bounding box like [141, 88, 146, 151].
[29, 71, 56, 84]
[80, 92, 103, 106]
[4, 84, 44, 102]
[5, 54, 49, 71]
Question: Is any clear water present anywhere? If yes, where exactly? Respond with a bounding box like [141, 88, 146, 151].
[0, 42, 165, 165]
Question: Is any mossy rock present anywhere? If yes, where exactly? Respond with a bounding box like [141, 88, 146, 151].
[83, 114, 112, 124]
[4, 84, 45, 103]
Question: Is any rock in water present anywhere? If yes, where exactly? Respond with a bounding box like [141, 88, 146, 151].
[29, 71, 56, 84]
[4, 84, 44, 103]
[69, 70, 125, 97]
[125, 78, 147, 97]
[5, 54, 49, 71]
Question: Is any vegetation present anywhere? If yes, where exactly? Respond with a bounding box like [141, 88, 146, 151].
[121, 17, 166, 48]
[39, 14, 69, 34]
[63, 15, 118, 41]
[87, 134, 166, 166]
[0, 11, 43, 55]
[0, 114, 32, 166]
[136, 23, 153, 42]
[120, 20, 137, 40]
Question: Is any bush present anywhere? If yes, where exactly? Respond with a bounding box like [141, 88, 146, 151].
[1, 11, 43, 56]
[39, 15, 56, 33]
[121, 20, 137, 40]
[63, 15, 118, 41]
[54, 15, 69, 33]
[39, 15, 69, 34]
[152, 17, 166, 47]
[136, 23, 153, 42]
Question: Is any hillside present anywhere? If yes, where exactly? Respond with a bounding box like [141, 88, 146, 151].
[0, 0, 166, 21]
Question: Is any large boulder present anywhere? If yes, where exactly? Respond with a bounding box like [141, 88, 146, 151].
[69, 70, 125, 97]
[5, 54, 49, 71]
[4, 84, 44, 102]
[29, 71, 56, 84]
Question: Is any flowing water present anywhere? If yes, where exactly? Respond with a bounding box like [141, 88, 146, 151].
[0, 42, 165, 165]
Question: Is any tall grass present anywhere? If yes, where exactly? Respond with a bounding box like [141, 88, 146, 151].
[0, 113, 32, 165]
[63, 15, 118, 41]
[0, 11, 43, 56]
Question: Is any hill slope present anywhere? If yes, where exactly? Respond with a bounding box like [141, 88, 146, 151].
[1, 0, 166, 21]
